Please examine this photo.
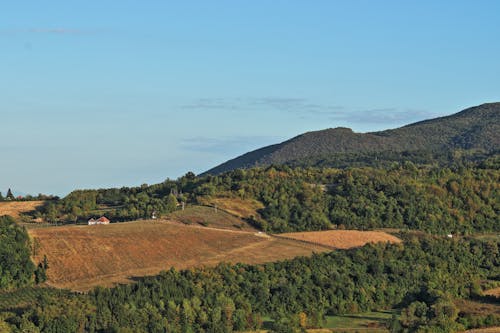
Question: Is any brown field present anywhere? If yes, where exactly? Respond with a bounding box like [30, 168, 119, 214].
[0, 200, 44, 218]
[29, 220, 330, 291]
[278, 230, 401, 249]
[455, 299, 500, 316]
[197, 197, 264, 219]
[484, 287, 500, 297]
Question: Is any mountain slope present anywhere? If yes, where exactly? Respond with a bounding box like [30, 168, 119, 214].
[204, 103, 500, 174]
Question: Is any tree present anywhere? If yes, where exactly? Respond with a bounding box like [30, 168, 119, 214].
[0, 192, 3, 201]
[166, 194, 178, 213]
[6, 188, 14, 200]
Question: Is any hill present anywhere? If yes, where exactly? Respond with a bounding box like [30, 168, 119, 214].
[204, 103, 500, 174]
[29, 220, 331, 291]
[29, 214, 402, 291]
[0, 200, 45, 218]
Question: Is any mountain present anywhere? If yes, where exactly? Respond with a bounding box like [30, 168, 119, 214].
[204, 102, 500, 174]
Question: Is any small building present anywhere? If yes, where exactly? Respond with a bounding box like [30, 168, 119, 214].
[447, 234, 453, 238]
[88, 216, 110, 225]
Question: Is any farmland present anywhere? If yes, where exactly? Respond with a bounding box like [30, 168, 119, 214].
[278, 230, 401, 249]
[0, 200, 44, 218]
[29, 220, 330, 291]
[27, 214, 404, 292]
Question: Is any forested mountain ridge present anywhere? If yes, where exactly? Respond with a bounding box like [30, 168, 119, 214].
[204, 103, 500, 174]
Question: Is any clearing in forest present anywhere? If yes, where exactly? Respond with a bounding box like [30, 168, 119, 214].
[197, 197, 264, 219]
[29, 220, 329, 291]
[278, 230, 401, 249]
[167, 205, 256, 231]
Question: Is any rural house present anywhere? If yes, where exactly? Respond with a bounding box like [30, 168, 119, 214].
[88, 216, 110, 225]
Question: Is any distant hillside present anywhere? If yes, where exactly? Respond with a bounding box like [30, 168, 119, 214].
[204, 103, 500, 174]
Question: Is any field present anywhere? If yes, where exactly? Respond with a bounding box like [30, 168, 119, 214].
[29, 220, 330, 291]
[197, 197, 264, 219]
[484, 287, 500, 298]
[0, 200, 44, 218]
[168, 205, 256, 231]
[461, 328, 500, 333]
[256, 311, 393, 333]
[278, 230, 401, 249]
[454, 299, 500, 317]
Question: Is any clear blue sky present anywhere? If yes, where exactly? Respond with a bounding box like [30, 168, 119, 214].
[1, 1, 499, 196]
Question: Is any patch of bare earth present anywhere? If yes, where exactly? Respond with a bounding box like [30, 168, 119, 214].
[0, 201, 44, 218]
[29, 220, 329, 291]
[278, 230, 401, 249]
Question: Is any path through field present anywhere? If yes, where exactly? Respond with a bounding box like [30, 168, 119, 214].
[29, 220, 329, 291]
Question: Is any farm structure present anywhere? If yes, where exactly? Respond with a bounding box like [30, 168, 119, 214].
[88, 216, 110, 225]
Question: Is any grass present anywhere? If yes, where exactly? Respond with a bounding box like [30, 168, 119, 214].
[245, 311, 393, 333]
[473, 233, 500, 242]
[168, 205, 256, 231]
[197, 196, 264, 219]
[277, 230, 401, 249]
[28, 220, 330, 291]
[323, 311, 393, 332]
[0, 200, 44, 218]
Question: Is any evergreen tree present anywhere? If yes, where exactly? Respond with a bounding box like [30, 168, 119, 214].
[6, 188, 14, 200]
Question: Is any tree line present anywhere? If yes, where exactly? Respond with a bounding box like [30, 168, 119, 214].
[34, 161, 499, 236]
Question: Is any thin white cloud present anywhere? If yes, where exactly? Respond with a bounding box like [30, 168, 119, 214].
[179, 97, 435, 125]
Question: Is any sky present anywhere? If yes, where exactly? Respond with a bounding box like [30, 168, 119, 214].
[1, 1, 500, 196]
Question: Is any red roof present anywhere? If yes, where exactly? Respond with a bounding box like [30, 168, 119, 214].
[96, 216, 110, 223]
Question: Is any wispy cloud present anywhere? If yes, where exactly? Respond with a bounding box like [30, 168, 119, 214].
[181, 135, 279, 154]
[179, 97, 435, 126]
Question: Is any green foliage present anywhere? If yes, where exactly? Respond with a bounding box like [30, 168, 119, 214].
[204, 103, 500, 175]
[0, 216, 35, 290]
[34, 162, 499, 234]
[34, 256, 49, 285]
[2, 236, 498, 332]
[187, 164, 499, 234]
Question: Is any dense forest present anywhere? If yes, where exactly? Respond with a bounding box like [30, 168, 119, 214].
[0, 235, 498, 332]
[35, 160, 499, 235]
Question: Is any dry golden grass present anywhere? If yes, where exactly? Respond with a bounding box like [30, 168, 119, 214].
[484, 287, 500, 298]
[461, 327, 500, 333]
[278, 230, 401, 249]
[29, 220, 329, 291]
[198, 197, 264, 219]
[0, 201, 44, 218]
